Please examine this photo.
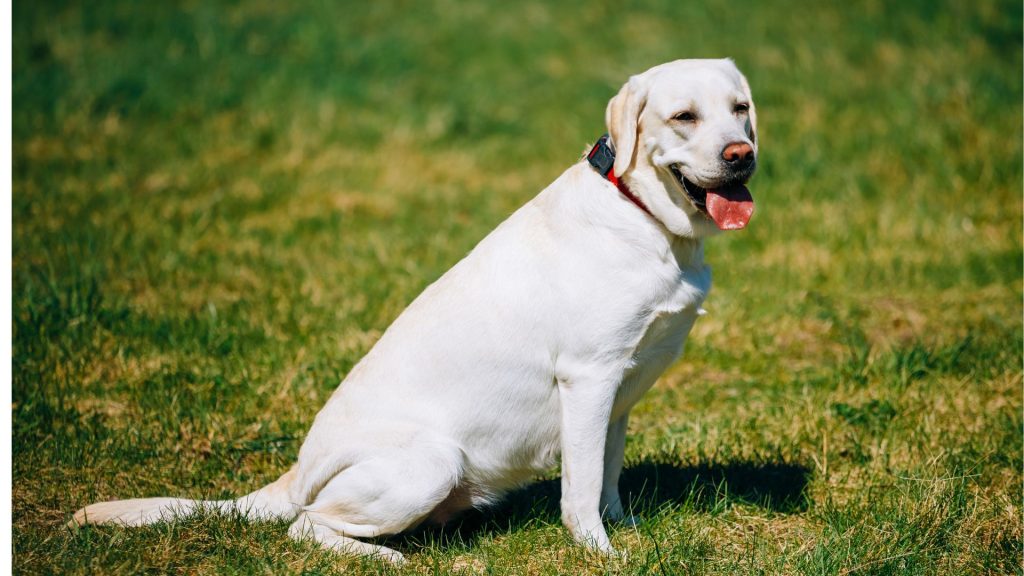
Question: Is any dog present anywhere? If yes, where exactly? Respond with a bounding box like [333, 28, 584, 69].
[71, 58, 758, 563]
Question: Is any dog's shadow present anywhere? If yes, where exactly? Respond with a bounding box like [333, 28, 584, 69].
[388, 457, 812, 551]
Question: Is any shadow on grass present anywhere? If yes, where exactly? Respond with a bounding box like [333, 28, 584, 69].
[388, 457, 812, 551]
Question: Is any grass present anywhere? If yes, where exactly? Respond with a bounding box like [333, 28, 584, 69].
[12, 0, 1022, 573]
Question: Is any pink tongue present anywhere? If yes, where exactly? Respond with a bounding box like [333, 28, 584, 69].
[706, 184, 754, 230]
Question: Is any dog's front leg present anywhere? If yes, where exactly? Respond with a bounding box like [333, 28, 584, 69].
[557, 374, 618, 553]
[600, 414, 629, 523]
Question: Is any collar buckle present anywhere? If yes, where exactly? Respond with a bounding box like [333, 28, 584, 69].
[586, 134, 616, 177]
[585, 134, 655, 219]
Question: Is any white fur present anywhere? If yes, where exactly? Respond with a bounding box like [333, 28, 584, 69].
[70, 59, 758, 563]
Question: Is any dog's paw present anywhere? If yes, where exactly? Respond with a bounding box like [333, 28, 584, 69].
[600, 499, 626, 523]
[602, 504, 641, 527]
[368, 545, 406, 565]
[594, 545, 630, 565]
[613, 547, 630, 562]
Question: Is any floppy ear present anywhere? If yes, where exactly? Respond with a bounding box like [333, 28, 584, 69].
[605, 75, 649, 176]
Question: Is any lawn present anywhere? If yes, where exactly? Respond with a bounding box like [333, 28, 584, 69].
[12, 0, 1022, 574]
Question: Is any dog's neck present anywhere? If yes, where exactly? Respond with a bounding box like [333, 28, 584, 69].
[587, 135, 708, 265]
[586, 135, 654, 218]
[664, 231, 702, 262]
[613, 168, 708, 272]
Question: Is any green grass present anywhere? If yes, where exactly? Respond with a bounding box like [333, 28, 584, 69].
[12, 0, 1022, 573]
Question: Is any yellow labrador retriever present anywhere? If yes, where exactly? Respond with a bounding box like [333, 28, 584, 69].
[72, 59, 758, 562]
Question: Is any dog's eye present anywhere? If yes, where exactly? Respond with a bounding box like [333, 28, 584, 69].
[673, 111, 697, 122]
[734, 103, 750, 114]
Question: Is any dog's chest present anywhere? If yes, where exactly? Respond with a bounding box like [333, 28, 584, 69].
[614, 263, 711, 415]
[641, 262, 710, 350]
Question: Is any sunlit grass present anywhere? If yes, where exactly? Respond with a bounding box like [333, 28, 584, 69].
[13, 0, 1022, 574]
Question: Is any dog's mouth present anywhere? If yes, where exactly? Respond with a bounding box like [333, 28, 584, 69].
[670, 165, 755, 231]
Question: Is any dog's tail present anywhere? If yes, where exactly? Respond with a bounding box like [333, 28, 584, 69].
[68, 467, 300, 528]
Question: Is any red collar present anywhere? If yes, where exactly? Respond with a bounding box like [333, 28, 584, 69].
[586, 134, 654, 218]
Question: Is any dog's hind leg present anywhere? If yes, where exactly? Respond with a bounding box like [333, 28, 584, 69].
[288, 513, 406, 563]
[288, 443, 463, 563]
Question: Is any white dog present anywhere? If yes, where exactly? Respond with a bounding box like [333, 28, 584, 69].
[71, 59, 758, 562]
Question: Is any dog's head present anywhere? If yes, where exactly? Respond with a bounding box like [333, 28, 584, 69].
[607, 59, 758, 238]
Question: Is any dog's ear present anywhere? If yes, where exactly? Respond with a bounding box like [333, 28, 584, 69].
[605, 74, 649, 177]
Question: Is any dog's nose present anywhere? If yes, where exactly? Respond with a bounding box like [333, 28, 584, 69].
[722, 142, 754, 168]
